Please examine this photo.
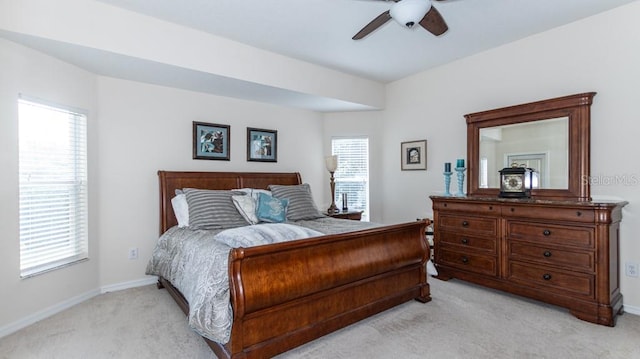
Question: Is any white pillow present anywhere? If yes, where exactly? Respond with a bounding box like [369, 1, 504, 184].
[232, 195, 259, 225]
[233, 188, 272, 201]
[171, 193, 189, 228]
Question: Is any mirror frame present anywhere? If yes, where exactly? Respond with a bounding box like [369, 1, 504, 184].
[466, 92, 596, 201]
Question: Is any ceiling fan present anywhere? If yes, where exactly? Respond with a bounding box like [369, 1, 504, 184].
[353, 0, 449, 40]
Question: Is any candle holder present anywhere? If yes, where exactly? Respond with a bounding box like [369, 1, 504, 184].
[443, 171, 453, 196]
[455, 167, 466, 196]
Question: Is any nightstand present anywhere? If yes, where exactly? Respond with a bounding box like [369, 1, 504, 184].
[326, 210, 363, 221]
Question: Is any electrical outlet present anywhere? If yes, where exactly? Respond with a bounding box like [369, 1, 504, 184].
[128, 247, 138, 260]
[626, 262, 639, 277]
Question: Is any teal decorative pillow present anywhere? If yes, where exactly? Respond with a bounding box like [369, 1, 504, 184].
[256, 193, 289, 223]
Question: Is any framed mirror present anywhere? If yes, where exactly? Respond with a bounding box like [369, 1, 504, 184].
[466, 92, 596, 201]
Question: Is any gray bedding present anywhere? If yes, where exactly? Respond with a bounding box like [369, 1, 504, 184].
[145, 217, 379, 343]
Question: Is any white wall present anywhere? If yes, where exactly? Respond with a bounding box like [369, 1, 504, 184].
[0, 38, 101, 329]
[323, 111, 384, 222]
[377, 2, 640, 311]
[0, 39, 325, 333]
[96, 77, 324, 285]
[3, 0, 640, 337]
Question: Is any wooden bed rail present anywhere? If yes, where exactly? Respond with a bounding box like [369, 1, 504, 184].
[227, 220, 430, 358]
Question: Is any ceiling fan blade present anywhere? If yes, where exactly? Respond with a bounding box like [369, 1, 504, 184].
[352, 10, 392, 40]
[419, 6, 448, 36]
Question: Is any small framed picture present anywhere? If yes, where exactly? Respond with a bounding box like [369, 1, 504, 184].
[247, 127, 277, 162]
[193, 121, 230, 160]
[401, 140, 427, 170]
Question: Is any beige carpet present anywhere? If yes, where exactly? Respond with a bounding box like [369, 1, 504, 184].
[1, 278, 639, 359]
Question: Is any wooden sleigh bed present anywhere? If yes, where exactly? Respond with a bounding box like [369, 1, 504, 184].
[155, 170, 431, 358]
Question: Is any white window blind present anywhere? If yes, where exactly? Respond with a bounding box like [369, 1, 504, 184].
[331, 137, 369, 221]
[18, 96, 88, 278]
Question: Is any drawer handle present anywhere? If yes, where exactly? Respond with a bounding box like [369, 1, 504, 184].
[542, 273, 552, 281]
[462, 221, 469, 227]
[461, 238, 469, 245]
[461, 256, 469, 264]
[576, 211, 582, 217]
[543, 229, 551, 236]
[510, 208, 515, 212]
[488, 206, 493, 210]
[543, 251, 552, 257]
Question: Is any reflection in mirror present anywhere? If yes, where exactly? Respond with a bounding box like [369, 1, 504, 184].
[466, 92, 594, 201]
[479, 117, 568, 189]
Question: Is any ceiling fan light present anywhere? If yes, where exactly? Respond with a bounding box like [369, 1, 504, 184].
[390, 0, 432, 28]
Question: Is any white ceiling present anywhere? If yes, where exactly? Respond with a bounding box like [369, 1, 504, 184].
[2, 0, 636, 111]
[95, 0, 635, 82]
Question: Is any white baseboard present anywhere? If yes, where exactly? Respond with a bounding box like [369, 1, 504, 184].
[100, 276, 157, 293]
[0, 276, 158, 339]
[2, 276, 638, 339]
[623, 304, 640, 316]
[0, 288, 100, 339]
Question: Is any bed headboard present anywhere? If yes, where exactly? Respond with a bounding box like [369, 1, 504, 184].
[158, 171, 303, 234]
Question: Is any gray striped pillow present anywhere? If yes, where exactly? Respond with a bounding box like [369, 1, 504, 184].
[268, 183, 325, 221]
[183, 188, 249, 229]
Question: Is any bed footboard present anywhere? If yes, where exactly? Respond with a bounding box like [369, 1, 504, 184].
[226, 220, 430, 358]
[157, 169, 431, 358]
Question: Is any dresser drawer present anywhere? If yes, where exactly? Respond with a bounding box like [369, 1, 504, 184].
[508, 242, 594, 272]
[507, 262, 594, 298]
[434, 200, 499, 215]
[430, 195, 627, 326]
[439, 231, 496, 253]
[438, 215, 497, 237]
[502, 205, 595, 223]
[506, 221, 594, 249]
[438, 248, 497, 276]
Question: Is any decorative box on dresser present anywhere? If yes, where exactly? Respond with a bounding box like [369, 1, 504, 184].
[431, 196, 627, 326]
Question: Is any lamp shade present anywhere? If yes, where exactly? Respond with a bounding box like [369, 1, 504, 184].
[325, 155, 338, 172]
[390, 0, 431, 28]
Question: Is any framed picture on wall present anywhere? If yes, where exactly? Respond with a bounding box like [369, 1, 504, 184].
[247, 127, 277, 162]
[193, 121, 230, 160]
[401, 140, 427, 170]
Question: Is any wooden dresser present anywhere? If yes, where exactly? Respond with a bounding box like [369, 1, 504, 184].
[431, 196, 627, 326]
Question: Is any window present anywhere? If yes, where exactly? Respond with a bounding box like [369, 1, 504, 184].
[331, 137, 369, 221]
[18, 95, 88, 278]
[480, 157, 488, 188]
